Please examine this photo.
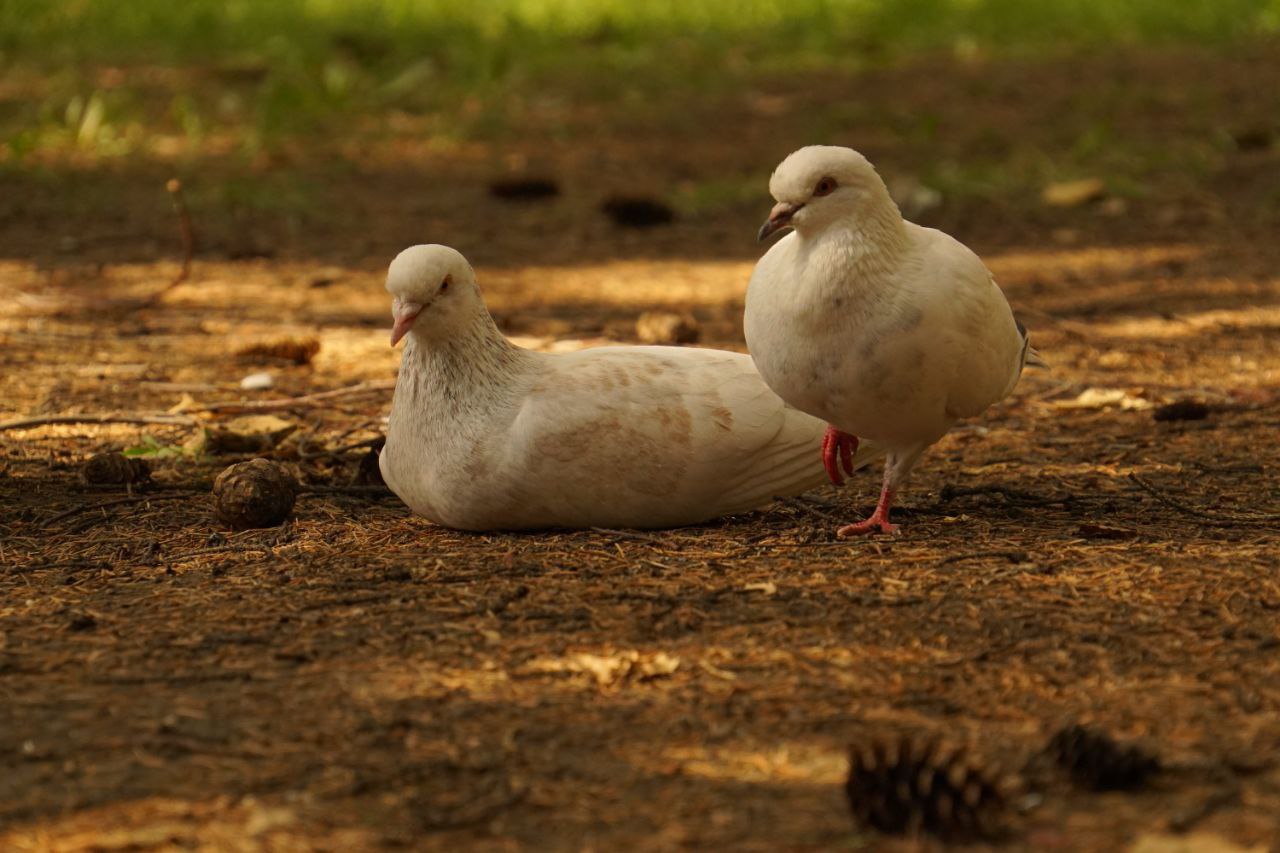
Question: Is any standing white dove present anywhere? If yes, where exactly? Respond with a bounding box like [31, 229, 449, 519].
[378, 244, 886, 531]
[745, 146, 1041, 537]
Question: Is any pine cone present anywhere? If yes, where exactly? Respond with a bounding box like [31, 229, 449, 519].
[82, 452, 151, 486]
[212, 458, 298, 530]
[1048, 725, 1159, 791]
[846, 737, 1006, 840]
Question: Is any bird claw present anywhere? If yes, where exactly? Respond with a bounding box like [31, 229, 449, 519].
[821, 427, 859, 486]
[836, 516, 898, 537]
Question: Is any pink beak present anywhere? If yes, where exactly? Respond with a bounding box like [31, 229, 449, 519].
[390, 300, 423, 347]
[757, 201, 803, 242]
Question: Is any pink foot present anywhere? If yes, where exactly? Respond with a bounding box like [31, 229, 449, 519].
[821, 426, 859, 486]
[836, 482, 898, 537]
[836, 515, 898, 537]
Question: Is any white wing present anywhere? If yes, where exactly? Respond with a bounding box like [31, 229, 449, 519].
[493, 346, 884, 529]
[909, 228, 1029, 420]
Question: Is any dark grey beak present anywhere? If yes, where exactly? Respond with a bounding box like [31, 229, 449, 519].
[757, 201, 803, 242]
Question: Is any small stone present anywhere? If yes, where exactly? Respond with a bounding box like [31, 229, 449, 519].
[81, 452, 151, 486]
[213, 458, 299, 530]
[636, 312, 700, 345]
[239, 372, 275, 391]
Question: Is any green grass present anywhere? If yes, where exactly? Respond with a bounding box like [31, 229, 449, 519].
[4, 0, 1278, 67]
[1, 0, 1278, 162]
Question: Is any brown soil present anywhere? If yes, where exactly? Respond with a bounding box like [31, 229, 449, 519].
[2, 47, 1279, 851]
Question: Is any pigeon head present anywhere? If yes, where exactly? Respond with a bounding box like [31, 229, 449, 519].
[757, 145, 898, 242]
[385, 244, 484, 346]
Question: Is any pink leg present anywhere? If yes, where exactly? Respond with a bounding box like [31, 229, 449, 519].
[836, 475, 898, 537]
[821, 426, 859, 486]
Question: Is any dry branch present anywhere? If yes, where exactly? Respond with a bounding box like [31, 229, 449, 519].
[40, 492, 193, 528]
[1128, 473, 1280, 525]
[197, 381, 395, 413]
[0, 413, 198, 431]
[0, 382, 395, 433]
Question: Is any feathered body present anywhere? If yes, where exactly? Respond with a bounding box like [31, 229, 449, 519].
[747, 217, 1028, 447]
[380, 244, 885, 531]
[744, 146, 1037, 535]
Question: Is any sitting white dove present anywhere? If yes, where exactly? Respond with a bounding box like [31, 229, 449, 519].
[745, 146, 1041, 537]
[378, 244, 885, 530]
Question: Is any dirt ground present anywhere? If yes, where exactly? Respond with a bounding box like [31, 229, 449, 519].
[2, 47, 1279, 851]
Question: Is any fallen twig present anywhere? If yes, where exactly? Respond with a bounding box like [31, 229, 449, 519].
[167, 543, 276, 561]
[41, 492, 193, 528]
[304, 484, 397, 498]
[3, 559, 111, 574]
[0, 382, 395, 432]
[197, 380, 395, 413]
[938, 484, 1069, 506]
[941, 549, 1030, 565]
[1128, 473, 1280, 525]
[589, 527, 670, 545]
[0, 413, 198, 432]
[298, 435, 385, 460]
[72, 481, 210, 493]
[778, 495, 846, 525]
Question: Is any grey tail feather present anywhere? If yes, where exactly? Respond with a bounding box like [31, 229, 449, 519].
[1015, 315, 1048, 369]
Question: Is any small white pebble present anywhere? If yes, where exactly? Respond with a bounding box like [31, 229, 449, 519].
[239, 371, 274, 391]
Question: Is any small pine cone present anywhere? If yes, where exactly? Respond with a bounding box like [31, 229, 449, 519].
[213, 458, 298, 530]
[82, 452, 151, 486]
[1048, 725, 1159, 791]
[846, 737, 1006, 840]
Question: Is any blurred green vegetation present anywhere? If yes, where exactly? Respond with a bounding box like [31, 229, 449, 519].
[0, 0, 1277, 189]
[6, 0, 1278, 67]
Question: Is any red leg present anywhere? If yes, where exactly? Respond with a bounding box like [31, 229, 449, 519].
[821, 426, 859, 486]
[836, 479, 898, 537]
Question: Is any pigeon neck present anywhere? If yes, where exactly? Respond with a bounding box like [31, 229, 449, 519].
[803, 207, 908, 282]
[402, 312, 527, 388]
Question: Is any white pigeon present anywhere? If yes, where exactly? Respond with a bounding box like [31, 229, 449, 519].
[378, 244, 886, 531]
[745, 146, 1040, 537]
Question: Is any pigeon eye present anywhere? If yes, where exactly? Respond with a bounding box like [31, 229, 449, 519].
[439, 276, 451, 294]
[813, 177, 837, 197]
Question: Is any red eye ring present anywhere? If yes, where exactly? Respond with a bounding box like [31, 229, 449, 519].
[814, 176, 837, 197]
